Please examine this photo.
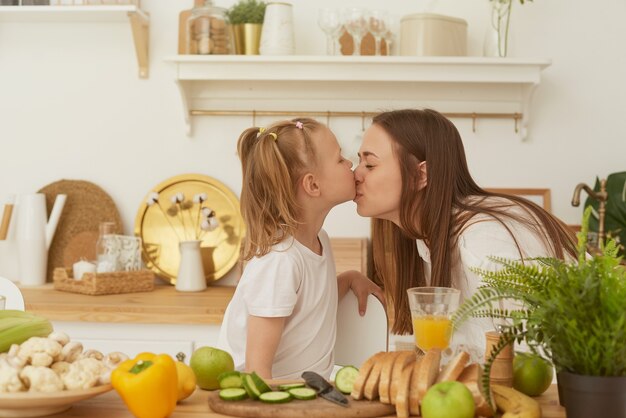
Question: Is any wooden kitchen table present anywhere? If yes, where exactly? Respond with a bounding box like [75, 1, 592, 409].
[46, 385, 566, 418]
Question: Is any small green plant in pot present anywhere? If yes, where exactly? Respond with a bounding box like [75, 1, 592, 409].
[452, 207, 626, 418]
[226, 0, 266, 54]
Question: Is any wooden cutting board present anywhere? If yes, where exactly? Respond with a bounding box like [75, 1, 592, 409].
[207, 391, 395, 418]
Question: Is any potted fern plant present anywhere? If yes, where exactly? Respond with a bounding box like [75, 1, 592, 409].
[452, 208, 626, 418]
[226, 0, 266, 54]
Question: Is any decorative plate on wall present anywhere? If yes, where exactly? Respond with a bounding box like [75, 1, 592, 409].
[134, 174, 244, 284]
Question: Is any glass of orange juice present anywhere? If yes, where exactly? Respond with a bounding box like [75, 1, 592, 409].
[407, 287, 460, 352]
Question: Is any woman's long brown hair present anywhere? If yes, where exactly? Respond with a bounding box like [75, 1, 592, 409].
[237, 118, 322, 260]
[370, 109, 577, 334]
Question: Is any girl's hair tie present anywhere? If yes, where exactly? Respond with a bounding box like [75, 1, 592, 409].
[295, 121, 304, 130]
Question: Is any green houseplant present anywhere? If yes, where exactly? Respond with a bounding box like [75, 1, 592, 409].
[226, 0, 266, 54]
[585, 171, 626, 257]
[452, 208, 626, 418]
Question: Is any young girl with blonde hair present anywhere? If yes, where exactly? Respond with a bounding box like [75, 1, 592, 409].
[218, 118, 382, 379]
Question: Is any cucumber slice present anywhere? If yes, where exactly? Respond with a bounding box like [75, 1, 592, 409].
[241, 373, 261, 400]
[218, 371, 243, 389]
[288, 387, 317, 400]
[335, 365, 359, 394]
[277, 382, 306, 391]
[259, 391, 293, 404]
[219, 388, 248, 401]
[250, 371, 272, 394]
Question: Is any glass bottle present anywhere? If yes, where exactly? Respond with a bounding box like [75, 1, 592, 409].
[185, 0, 232, 55]
[96, 221, 117, 273]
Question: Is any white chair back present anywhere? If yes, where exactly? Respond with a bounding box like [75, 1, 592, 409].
[335, 292, 388, 368]
[0, 276, 25, 310]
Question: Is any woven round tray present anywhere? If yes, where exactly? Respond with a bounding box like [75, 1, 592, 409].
[39, 180, 123, 283]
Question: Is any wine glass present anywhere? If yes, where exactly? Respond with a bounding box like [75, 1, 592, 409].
[407, 287, 460, 353]
[318, 8, 343, 56]
[382, 29, 394, 56]
[343, 8, 369, 56]
[368, 10, 389, 56]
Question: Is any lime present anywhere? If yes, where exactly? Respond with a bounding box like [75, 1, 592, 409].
[189, 346, 235, 390]
[513, 352, 553, 396]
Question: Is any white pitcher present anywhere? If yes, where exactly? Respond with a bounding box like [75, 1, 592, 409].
[259, 2, 295, 55]
[13, 193, 66, 287]
[176, 240, 207, 292]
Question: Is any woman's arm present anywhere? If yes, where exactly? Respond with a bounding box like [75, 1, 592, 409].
[245, 315, 287, 379]
[338, 270, 385, 316]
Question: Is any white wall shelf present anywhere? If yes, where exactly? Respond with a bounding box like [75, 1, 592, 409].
[0, 5, 149, 78]
[164, 55, 551, 139]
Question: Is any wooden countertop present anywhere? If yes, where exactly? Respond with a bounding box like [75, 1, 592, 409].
[44, 385, 566, 418]
[21, 284, 235, 325]
[20, 238, 368, 326]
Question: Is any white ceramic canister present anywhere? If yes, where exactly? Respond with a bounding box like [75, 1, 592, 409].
[259, 2, 295, 55]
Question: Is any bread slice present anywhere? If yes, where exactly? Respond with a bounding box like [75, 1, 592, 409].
[389, 351, 416, 405]
[415, 348, 442, 399]
[363, 352, 388, 400]
[408, 357, 423, 416]
[351, 352, 385, 400]
[436, 351, 470, 383]
[378, 351, 400, 404]
[458, 363, 496, 417]
[394, 362, 415, 418]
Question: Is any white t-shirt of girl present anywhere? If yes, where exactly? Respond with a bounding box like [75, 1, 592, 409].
[217, 229, 337, 379]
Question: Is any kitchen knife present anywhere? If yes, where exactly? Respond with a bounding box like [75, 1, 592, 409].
[301, 371, 349, 407]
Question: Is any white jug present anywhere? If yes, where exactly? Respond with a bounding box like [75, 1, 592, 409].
[259, 2, 295, 55]
[176, 240, 207, 292]
[12, 193, 66, 286]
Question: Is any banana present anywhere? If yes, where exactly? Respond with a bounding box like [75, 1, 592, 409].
[491, 384, 542, 418]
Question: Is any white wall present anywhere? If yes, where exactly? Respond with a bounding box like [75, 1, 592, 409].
[1, 0, 625, 285]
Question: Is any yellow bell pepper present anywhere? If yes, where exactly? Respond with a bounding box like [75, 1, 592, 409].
[111, 352, 178, 418]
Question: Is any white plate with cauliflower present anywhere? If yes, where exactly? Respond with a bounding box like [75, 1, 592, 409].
[0, 331, 127, 417]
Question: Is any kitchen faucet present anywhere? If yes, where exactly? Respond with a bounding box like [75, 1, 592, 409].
[571, 179, 608, 248]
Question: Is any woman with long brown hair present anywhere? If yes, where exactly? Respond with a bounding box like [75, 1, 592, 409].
[354, 109, 576, 356]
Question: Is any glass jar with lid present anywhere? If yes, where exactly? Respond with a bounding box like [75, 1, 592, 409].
[185, 0, 233, 55]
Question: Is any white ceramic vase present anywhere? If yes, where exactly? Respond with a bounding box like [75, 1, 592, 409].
[176, 240, 207, 292]
[259, 2, 295, 55]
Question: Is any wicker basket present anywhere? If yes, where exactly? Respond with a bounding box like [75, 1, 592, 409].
[53, 267, 155, 296]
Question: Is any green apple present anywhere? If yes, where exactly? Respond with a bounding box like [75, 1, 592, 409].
[513, 352, 553, 396]
[421, 381, 475, 418]
[189, 346, 235, 390]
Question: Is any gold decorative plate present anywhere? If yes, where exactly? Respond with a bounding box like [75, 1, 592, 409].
[134, 174, 245, 284]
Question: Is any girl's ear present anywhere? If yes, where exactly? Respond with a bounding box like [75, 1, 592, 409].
[301, 172, 321, 197]
[416, 161, 428, 191]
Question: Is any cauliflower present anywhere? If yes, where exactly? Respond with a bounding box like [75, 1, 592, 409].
[20, 366, 64, 392]
[62, 358, 103, 390]
[0, 359, 25, 393]
[17, 337, 62, 367]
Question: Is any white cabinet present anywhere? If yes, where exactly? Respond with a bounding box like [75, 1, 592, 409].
[164, 55, 551, 140]
[52, 321, 221, 360]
